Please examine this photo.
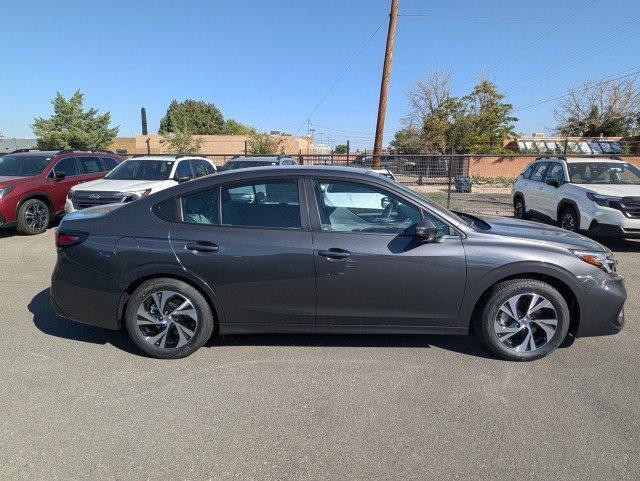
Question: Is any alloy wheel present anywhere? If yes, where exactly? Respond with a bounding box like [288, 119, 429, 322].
[136, 290, 199, 349]
[561, 212, 576, 231]
[494, 293, 558, 352]
[25, 203, 48, 232]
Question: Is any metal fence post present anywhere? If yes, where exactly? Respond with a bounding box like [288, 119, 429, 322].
[446, 143, 454, 209]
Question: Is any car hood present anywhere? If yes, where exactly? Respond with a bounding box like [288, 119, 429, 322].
[71, 178, 168, 193]
[0, 175, 33, 187]
[474, 215, 606, 252]
[575, 184, 640, 197]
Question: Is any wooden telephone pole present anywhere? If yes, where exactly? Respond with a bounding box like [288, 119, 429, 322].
[373, 0, 399, 168]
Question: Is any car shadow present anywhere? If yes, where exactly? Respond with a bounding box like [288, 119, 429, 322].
[210, 332, 498, 360]
[598, 238, 640, 253]
[29, 288, 142, 356]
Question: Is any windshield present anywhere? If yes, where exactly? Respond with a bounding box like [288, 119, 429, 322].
[568, 162, 640, 185]
[0, 155, 51, 177]
[219, 160, 277, 171]
[105, 159, 174, 180]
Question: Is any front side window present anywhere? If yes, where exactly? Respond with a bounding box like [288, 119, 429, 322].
[221, 179, 300, 228]
[530, 162, 549, 182]
[175, 161, 193, 179]
[100, 157, 118, 171]
[191, 160, 209, 178]
[314, 180, 424, 235]
[0, 155, 51, 177]
[182, 188, 219, 225]
[79, 156, 101, 174]
[53, 157, 79, 176]
[106, 160, 174, 180]
[545, 163, 564, 182]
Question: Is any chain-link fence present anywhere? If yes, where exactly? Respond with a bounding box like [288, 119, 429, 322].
[120, 152, 640, 217]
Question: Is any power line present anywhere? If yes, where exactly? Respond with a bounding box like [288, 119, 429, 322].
[454, 0, 598, 89]
[399, 13, 639, 24]
[503, 15, 640, 93]
[508, 29, 640, 95]
[309, 123, 375, 135]
[513, 67, 640, 112]
[291, 16, 388, 137]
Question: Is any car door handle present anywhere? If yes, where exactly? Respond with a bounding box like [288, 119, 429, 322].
[186, 241, 219, 253]
[318, 248, 351, 259]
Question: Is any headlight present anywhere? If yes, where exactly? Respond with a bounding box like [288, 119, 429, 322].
[571, 249, 616, 273]
[586, 192, 621, 207]
[0, 185, 15, 199]
[122, 189, 152, 201]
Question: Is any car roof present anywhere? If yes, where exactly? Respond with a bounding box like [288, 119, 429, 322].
[564, 157, 623, 163]
[227, 156, 290, 162]
[5, 150, 58, 157]
[124, 156, 178, 162]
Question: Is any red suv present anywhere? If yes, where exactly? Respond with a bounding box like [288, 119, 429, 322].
[0, 149, 123, 235]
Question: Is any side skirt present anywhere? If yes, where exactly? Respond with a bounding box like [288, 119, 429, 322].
[220, 323, 468, 336]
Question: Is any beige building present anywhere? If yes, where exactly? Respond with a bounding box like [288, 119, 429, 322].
[109, 134, 314, 156]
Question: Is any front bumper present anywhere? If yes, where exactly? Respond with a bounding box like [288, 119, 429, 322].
[581, 204, 640, 237]
[574, 272, 626, 337]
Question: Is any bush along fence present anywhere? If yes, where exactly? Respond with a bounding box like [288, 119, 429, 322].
[120, 153, 640, 217]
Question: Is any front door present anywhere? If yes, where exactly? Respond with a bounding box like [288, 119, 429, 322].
[170, 178, 316, 325]
[309, 178, 466, 327]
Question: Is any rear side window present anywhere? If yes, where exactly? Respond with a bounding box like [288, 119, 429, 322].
[221, 179, 300, 228]
[100, 157, 118, 171]
[181, 188, 219, 225]
[52, 157, 79, 176]
[79, 156, 101, 174]
[530, 162, 549, 182]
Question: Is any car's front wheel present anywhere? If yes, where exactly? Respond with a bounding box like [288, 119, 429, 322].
[125, 278, 214, 359]
[513, 196, 527, 220]
[16, 198, 50, 235]
[474, 279, 570, 361]
[559, 206, 579, 232]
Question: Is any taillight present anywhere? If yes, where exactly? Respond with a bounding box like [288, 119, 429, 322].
[55, 230, 88, 248]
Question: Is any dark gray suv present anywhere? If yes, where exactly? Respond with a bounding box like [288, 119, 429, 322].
[50, 166, 626, 360]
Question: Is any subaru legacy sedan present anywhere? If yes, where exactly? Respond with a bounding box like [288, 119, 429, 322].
[51, 166, 626, 361]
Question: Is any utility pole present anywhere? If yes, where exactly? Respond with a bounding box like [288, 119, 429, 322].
[373, 0, 399, 168]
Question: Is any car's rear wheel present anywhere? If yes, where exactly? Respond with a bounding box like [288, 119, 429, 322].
[474, 279, 570, 361]
[559, 206, 579, 232]
[17, 198, 50, 235]
[125, 278, 214, 359]
[513, 196, 528, 220]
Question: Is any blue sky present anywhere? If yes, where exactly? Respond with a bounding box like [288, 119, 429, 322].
[1, 0, 639, 149]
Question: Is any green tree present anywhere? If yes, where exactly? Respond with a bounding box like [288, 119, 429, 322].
[31, 90, 119, 150]
[333, 144, 348, 154]
[161, 130, 203, 154]
[390, 125, 422, 154]
[247, 132, 284, 154]
[221, 118, 256, 135]
[159, 99, 225, 134]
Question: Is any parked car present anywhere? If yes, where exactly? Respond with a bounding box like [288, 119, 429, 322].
[512, 156, 640, 238]
[218, 156, 297, 171]
[51, 166, 625, 361]
[65, 156, 216, 213]
[0, 148, 122, 234]
[455, 175, 473, 193]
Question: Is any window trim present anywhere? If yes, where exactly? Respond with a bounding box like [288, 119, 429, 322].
[305, 176, 458, 238]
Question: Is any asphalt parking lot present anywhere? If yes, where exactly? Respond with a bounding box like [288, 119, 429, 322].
[1, 228, 639, 480]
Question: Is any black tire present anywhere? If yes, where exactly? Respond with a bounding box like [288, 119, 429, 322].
[513, 196, 528, 220]
[125, 278, 214, 359]
[559, 205, 579, 232]
[16, 198, 50, 235]
[473, 279, 570, 361]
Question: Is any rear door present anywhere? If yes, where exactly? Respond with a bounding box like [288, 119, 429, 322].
[309, 177, 466, 327]
[169, 177, 316, 325]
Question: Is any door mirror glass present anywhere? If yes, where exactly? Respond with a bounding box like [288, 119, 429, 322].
[415, 218, 439, 243]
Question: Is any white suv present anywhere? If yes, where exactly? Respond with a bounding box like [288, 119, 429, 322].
[511, 156, 640, 238]
[66, 156, 216, 213]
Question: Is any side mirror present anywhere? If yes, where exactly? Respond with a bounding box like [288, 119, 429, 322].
[52, 171, 66, 182]
[415, 219, 439, 243]
[176, 176, 192, 183]
[380, 196, 390, 208]
[546, 178, 561, 188]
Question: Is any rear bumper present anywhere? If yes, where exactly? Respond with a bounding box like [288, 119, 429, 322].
[575, 273, 626, 337]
